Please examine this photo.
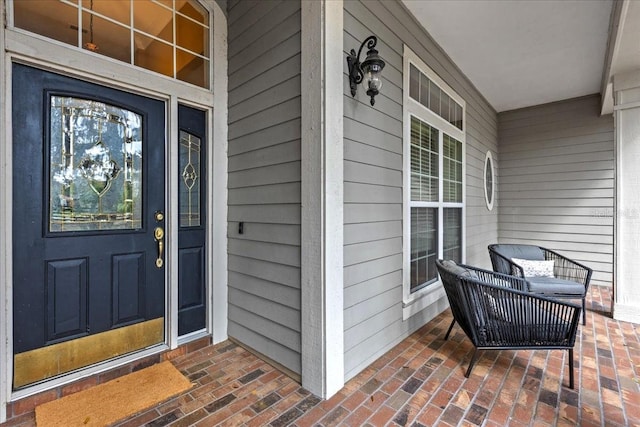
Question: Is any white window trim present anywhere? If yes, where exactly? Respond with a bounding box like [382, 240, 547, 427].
[402, 46, 466, 318]
[0, 1, 7, 421]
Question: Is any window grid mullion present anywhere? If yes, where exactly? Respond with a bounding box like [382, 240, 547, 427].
[130, 0, 134, 67]
[170, 0, 176, 79]
[77, 0, 83, 49]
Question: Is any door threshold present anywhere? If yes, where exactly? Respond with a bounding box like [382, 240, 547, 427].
[11, 344, 168, 402]
[177, 329, 209, 346]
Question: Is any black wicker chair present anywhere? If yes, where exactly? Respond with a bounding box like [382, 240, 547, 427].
[488, 244, 592, 324]
[436, 259, 581, 388]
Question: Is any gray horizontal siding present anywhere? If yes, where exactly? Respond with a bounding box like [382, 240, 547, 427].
[228, 141, 301, 173]
[228, 162, 301, 189]
[497, 95, 614, 286]
[227, 0, 301, 375]
[229, 98, 300, 139]
[343, 0, 499, 381]
[228, 255, 300, 289]
[228, 271, 300, 309]
[229, 119, 301, 156]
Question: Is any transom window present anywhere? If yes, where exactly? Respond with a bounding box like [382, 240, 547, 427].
[403, 47, 465, 300]
[13, 0, 210, 88]
[409, 64, 463, 131]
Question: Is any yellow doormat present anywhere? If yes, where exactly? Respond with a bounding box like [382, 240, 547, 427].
[35, 361, 193, 426]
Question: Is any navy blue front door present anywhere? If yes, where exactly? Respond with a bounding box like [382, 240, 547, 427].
[12, 64, 166, 388]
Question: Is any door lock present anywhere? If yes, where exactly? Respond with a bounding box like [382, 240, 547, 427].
[154, 226, 164, 268]
[155, 211, 164, 222]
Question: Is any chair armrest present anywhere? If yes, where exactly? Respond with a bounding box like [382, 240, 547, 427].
[542, 248, 593, 289]
[458, 263, 528, 292]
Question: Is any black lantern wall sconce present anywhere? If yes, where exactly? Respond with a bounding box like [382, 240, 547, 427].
[347, 35, 386, 106]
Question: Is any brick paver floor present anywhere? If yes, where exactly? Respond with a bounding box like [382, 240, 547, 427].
[3, 285, 639, 426]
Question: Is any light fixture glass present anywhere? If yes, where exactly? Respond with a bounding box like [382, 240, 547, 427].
[364, 62, 383, 93]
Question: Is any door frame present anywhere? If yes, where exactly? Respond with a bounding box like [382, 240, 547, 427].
[0, 0, 228, 420]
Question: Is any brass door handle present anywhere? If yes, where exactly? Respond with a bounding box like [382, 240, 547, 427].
[154, 226, 164, 268]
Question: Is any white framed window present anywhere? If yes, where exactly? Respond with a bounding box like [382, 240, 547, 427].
[402, 46, 466, 308]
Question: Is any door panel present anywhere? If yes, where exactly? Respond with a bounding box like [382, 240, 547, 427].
[179, 247, 204, 304]
[46, 259, 88, 342]
[112, 252, 147, 326]
[178, 104, 207, 336]
[12, 63, 166, 388]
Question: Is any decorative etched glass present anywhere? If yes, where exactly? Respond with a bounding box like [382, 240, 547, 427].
[49, 97, 142, 232]
[179, 131, 201, 227]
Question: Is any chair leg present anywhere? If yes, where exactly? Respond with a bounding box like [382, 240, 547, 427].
[444, 319, 456, 340]
[465, 349, 480, 378]
[568, 349, 575, 389]
[582, 298, 586, 325]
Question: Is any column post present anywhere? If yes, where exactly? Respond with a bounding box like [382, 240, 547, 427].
[613, 70, 640, 324]
[300, 0, 345, 398]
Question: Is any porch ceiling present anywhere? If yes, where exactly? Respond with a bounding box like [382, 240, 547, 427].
[401, 0, 614, 113]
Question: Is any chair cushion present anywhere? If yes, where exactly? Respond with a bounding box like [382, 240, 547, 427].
[490, 244, 545, 274]
[491, 244, 545, 261]
[527, 276, 586, 296]
[512, 258, 555, 278]
[440, 260, 478, 279]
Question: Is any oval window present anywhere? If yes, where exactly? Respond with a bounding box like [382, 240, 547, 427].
[484, 151, 495, 211]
